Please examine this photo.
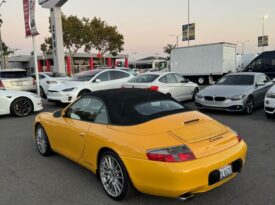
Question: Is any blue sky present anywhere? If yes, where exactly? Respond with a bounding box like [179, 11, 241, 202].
[0, 0, 274, 59]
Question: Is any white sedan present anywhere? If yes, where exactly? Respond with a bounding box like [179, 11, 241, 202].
[122, 72, 199, 102]
[0, 89, 43, 117]
[265, 85, 275, 118]
[47, 69, 134, 104]
[31, 72, 69, 98]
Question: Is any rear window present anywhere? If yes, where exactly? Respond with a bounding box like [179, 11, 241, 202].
[0, 71, 27, 79]
[135, 100, 185, 116]
[128, 74, 159, 83]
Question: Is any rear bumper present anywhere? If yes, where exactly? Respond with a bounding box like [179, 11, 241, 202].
[121, 141, 247, 198]
[265, 97, 275, 114]
[195, 98, 245, 112]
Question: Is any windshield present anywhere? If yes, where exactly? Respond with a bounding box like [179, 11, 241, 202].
[0, 71, 28, 79]
[71, 70, 101, 82]
[216, 75, 254, 86]
[135, 100, 184, 116]
[128, 74, 159, 83]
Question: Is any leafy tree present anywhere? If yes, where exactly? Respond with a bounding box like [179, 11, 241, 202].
[84, 17, 124, 64]
[163, 44, 176, 57]
[40, 43, 47, 56]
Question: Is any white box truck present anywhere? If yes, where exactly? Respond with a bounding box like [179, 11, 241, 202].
[170, 42, 237, 84]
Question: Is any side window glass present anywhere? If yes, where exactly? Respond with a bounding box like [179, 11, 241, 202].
[65, 97, 108, 124]
[174, 74, 185, 83]
[159, 76, 167, 83]
[166, 74, 178, 83]
[111, 71, 130, 80]
[96, 71, 110, 82]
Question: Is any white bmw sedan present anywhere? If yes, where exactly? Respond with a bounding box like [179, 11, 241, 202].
[0, 89, 43, 117]
[47, 69, 134, 104]
[122, 72, 199, 102]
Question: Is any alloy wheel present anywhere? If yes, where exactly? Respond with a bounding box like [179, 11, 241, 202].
[36, 127, 48, 154]
[13, 98, 32, 117]
[100, 155, 125, 198]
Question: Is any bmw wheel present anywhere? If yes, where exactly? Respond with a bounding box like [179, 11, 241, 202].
[11, 97, 33, 117]
[99, 151, 132, 201]
[35, 125, 53, 156]
[244, 96, 254, 115]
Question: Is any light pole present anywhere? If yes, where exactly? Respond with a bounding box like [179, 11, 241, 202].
[261, 15, 269, 52]
[237, 40, 250, 56]
[170, 34, 180, 48]
[0, 0, 6, 70]
[131, 52, 138, 69]
[187, 0, 190, 47]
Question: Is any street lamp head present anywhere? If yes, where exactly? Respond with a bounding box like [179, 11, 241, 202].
[263, 15, 269, 19]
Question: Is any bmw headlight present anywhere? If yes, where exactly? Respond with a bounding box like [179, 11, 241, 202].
[196, 94, 204, 99]
[229, 95, 246, 101]
[266, 91, 275, 99]
[62, 88, 76, 92]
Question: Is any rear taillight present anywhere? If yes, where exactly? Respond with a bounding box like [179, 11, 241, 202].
[0, 80, 4, 88]
[149, 86, 159, 91]
[237, 135, 242, 142]
[146, 145, 196, 163]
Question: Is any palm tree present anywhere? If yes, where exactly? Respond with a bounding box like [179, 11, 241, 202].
[163, 44, 176, 60]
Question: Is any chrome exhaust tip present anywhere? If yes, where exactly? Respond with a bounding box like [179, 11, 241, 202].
[178, 193, 195, 202]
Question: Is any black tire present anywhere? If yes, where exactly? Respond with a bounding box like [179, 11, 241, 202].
[11, 97, 33, 117]
[77, 90, 91, 98]
[266, 113, 273, 119]
[192, 87, 200, 101]
[99, 150, 133, 201]
[40, 86, 46, 98]
[244, 96, 254, 115]
[197, 77, 205, 85]
[35, 125, 53, 156]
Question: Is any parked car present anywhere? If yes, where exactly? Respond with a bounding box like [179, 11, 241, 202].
[122, 72, 199, 102]
[47, 69, 134, 103]
[0, 69, 36, 91]
[34, 88, 247, 201]
[196, 73, 273, 114]
[0, 88, 43, 117]
[118, 68, 137, 76]
[265, 85, 275, 118]
[31, 72, 69, 98]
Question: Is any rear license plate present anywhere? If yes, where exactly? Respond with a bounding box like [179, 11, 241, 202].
[219, 165, 233, 180]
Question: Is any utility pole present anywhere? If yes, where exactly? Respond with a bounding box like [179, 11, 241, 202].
[0, 0, 6, 70]
[187, 0, 190, 47]
[261, 15, 268, 53]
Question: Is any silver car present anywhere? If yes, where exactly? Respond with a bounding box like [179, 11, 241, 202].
[195, 72, 273, 114]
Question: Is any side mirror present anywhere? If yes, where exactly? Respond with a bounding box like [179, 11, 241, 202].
[256, 82, 265, 87]
[93, 79, 101, 83]
[53, 110, 63, 118]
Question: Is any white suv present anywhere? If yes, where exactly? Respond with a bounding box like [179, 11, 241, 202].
[0, 69, 36, 91]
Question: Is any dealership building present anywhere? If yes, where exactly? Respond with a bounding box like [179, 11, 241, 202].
[1, 53, 129, 75]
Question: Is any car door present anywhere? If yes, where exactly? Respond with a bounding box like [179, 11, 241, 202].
[48, 97, 103, 160]
[174, 74, 195, 100]
[254, 74, 272, 106]
[109, 70, 132, 88]
[90, 71, 112, 91]
[159, 74, 185, 101]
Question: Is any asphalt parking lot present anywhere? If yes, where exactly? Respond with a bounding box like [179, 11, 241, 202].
[0, 99, 275, 205]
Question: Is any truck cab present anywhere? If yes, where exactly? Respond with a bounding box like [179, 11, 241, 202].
[243, 51, 275, 79]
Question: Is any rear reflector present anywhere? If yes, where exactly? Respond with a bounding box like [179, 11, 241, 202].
[149, 86, 159, 91]
[146, 145, 196, 163]
[0, 80, 4, 88]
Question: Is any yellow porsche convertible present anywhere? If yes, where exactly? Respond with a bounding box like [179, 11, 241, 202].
[34, 89, 247, 201]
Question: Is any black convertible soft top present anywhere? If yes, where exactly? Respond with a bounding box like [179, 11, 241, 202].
[84, 89, 187, 126]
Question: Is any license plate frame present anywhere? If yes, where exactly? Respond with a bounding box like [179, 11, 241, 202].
[219, 165, 233, 180]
